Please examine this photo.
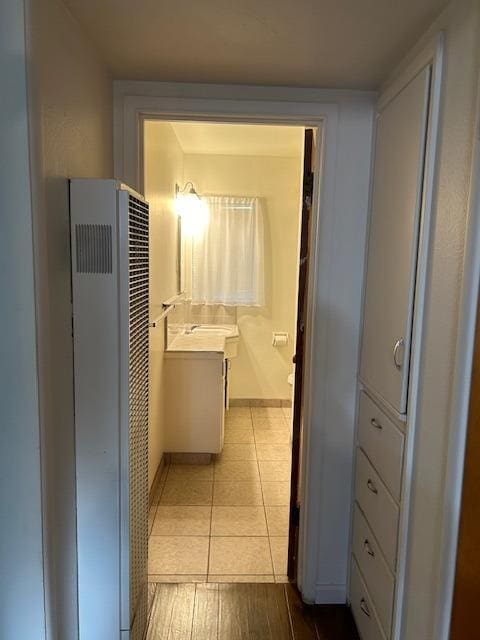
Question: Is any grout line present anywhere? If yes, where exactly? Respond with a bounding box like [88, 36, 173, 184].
[253, 418, 276, 577]
[207, 503, 213, 581]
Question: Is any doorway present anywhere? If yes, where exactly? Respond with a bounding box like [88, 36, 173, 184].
[144, 121, 314, 584]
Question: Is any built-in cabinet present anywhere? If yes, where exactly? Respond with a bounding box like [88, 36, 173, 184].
[359, 67, 431, 417]
[350, 65, 433, 639]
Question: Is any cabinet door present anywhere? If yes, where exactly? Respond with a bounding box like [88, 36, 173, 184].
[360, 67, 431, 415]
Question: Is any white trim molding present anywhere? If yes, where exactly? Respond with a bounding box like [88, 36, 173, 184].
[113, 80, 375, 603]
[433, 72, 480, 640]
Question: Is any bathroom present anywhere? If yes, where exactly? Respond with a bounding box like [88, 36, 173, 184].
[145, 121, 307, 582]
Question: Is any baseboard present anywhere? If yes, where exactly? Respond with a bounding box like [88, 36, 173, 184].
[165, 452, 212, 465]
[229, 398, 292, 407]
[149, 454, 166, 507]
[314, 583, 347, 604]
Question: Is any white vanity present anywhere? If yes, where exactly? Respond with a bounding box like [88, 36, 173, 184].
[163, 324, 239, 454]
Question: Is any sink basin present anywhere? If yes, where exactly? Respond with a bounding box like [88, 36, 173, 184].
[191, 324, 239, 339]
[187, 324, 239, 358]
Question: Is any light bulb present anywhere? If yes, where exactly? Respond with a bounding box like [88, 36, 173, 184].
[175, 193, 209, 236]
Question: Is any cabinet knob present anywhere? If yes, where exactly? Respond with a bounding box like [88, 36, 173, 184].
[393, 337, 405, 370]
[370, 417, 382, 430]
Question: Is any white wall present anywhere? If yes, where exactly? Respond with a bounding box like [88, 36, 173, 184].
[144, 121, 184, 488]
[26, 0, 113, 636]
[382, 1, 480, 638]
[183, 151, 303, 401]
[0, 2, 46, 638]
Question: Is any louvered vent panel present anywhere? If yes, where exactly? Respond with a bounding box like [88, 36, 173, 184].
[128, 194, 149, 628]
[75, 223, 112, 273]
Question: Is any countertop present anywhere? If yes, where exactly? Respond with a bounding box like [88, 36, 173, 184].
[166, 333, 226, 353]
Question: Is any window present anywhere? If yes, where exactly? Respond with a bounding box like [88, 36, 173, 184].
[191, 196, 265, 306]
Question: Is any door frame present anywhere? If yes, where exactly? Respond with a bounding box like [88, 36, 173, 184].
[113, 83, 375, 602]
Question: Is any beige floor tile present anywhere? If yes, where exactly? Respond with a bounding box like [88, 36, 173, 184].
[269, 537, 288, 575]
[152, 506, 211, 536]
[225, 415, 253, 428]
[214, 459, 260, 482]
[256, 444, 292, 461]
[207, 574, 275, 583]
[148, 574, 206, 583]
[211, 506, 267, 536]
[148, 536, 209, 574]
[226, 407, 251, 417]
[217, 444, 257, 461]
[252, 416, 288, 429]
[258, 460, 291, 482]
[262, 482, 291, 506]
[224, 428, 255, 444]
[166, 464, 214, 481]
[209, 537, 273, 574]
[254, 430, 291, 445]
[160, 478, 213, 505]
[265, 506, 290, 536]
[251, 407, 285, 418]
[213, 482, 263, 506]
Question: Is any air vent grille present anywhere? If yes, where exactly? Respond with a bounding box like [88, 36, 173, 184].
[127, 193, 149, 626]
[75, 224, 112, 273]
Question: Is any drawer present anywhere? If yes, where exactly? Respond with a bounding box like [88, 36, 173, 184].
[352, 504, 395, 636]
[355, 448, 399, 573]
[358, 392, 404, 501]
[350, 558, 387, 640]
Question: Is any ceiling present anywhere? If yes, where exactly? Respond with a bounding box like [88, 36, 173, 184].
[167, 122, 304, 157]
[64, 0, 446, 89]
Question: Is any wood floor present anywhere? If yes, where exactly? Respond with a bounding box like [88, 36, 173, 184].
[146, 582, 359, 640]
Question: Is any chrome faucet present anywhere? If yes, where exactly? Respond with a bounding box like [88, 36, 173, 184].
[184, 324, 200, 334]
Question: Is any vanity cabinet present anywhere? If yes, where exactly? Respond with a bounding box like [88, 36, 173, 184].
[164, 351, 225, 454]
[359, 66, 431, 416]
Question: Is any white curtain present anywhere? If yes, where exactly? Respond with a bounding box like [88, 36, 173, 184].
[191, 196, 265, 306]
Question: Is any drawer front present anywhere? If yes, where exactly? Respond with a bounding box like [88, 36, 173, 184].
[358, 392, 404, 501]
[353, 504, 395, 636]
[350, 558, 387, 640]
[355, 448, 399, 572]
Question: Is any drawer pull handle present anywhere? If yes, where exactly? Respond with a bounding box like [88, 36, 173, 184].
[367, 478, 378, 495]
[364, 539, 375, 557]
[393, 337, 405, 370]
[370, 418, 382, 430]
[360, 598, 371, 617]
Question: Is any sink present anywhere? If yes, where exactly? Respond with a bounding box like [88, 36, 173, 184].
[191, 324, 239, 339]
[189, 324, 239, 358]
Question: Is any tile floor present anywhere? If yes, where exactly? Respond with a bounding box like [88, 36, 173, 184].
[148, 405, 292, 583]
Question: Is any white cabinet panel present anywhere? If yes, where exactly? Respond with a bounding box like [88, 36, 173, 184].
[352, 504, 395, 636]
[164, 352, 225, 453]
[358, 391, 404, 501]
[355, 449, 399, 573]
[360, 67, 431, 415]
[350, 558, 387, 640]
